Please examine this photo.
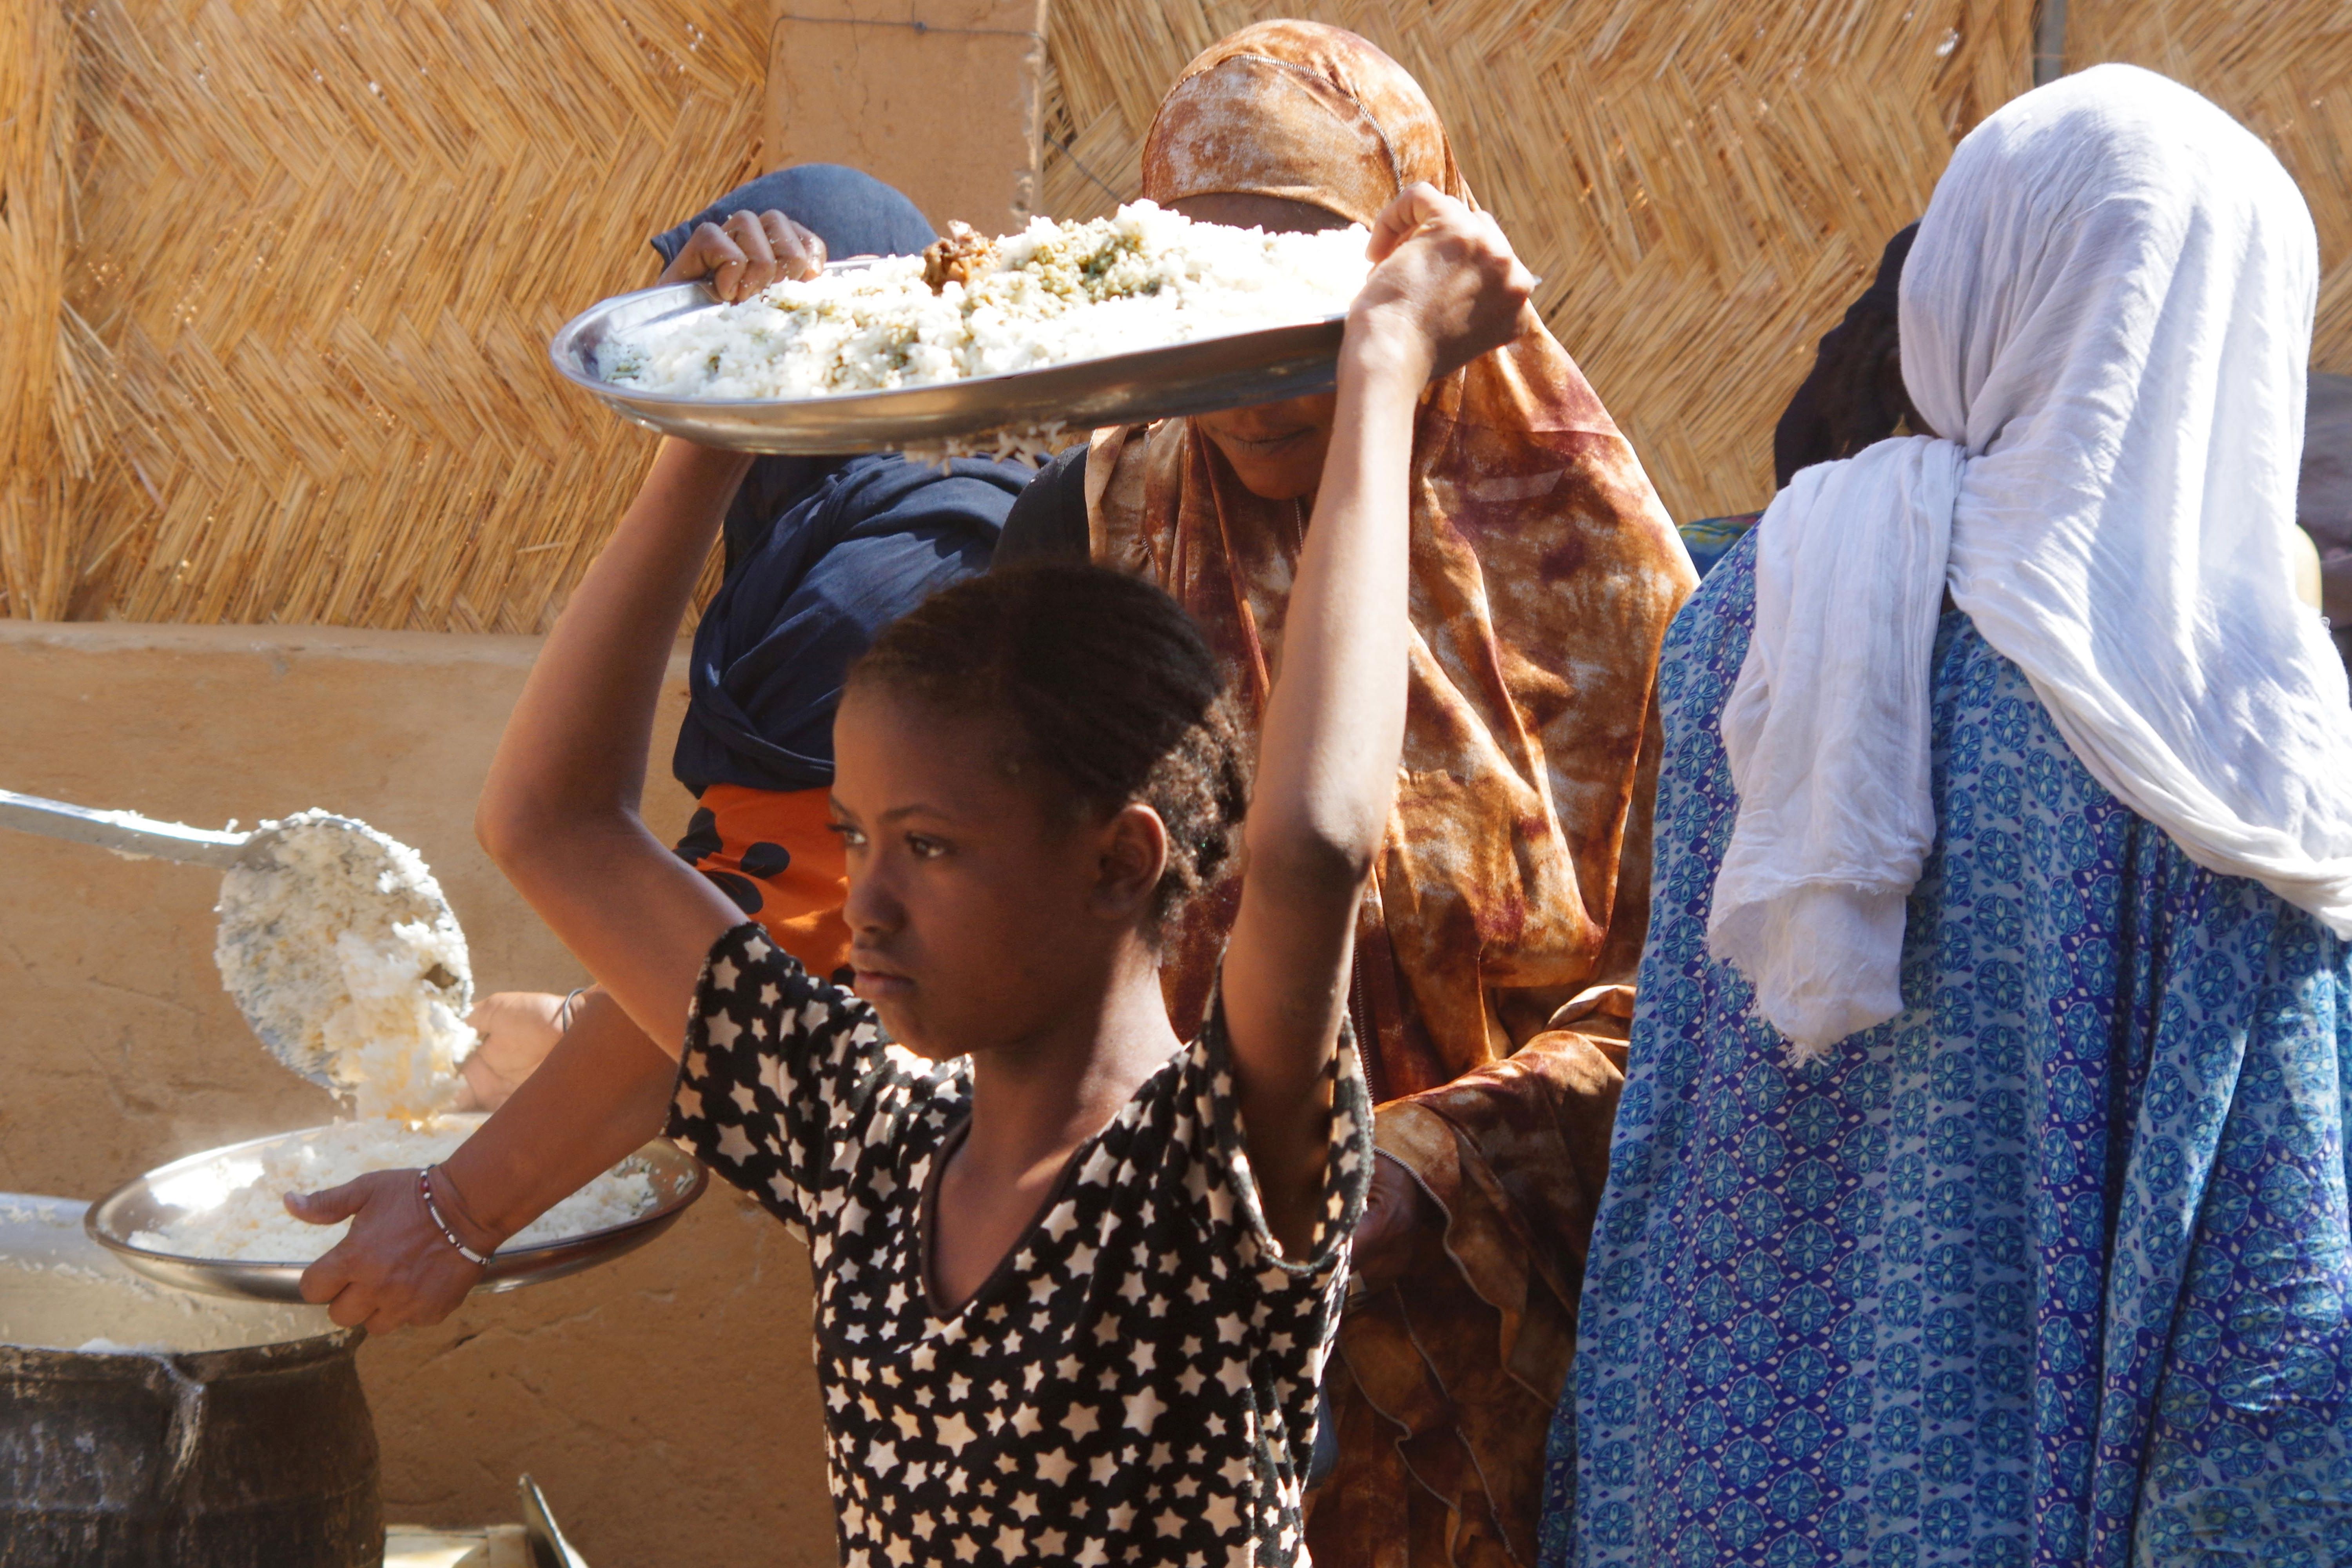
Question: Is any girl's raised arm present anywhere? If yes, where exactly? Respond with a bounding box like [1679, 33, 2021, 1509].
[478, 211, 828, 1043]
[1218, 185, 1532, 1256]
[294, 441, 777, 1332]
[473, 440, 766, 1045]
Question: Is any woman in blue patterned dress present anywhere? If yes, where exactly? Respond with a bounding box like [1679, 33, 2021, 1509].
[1549, 66, 2352, 1567]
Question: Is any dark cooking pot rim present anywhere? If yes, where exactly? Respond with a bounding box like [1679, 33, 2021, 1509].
[0, 1324, 365, 1378]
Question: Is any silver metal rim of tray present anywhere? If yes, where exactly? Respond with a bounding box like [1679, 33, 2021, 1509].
[85, 1118, 707, 1303]
[548, 269, 1349, 454]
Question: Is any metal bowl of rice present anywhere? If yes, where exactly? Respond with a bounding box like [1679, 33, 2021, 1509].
[87, 1117, 707, 1303]
[550, 204, 1366, 455]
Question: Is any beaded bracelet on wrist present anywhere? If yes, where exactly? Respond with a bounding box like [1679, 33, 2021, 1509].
[418, 1165, 490, 1267]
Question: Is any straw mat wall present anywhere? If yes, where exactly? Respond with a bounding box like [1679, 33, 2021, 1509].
[7, 1, 2352, 624]
[1041, 0, 2035, 525]
[2069, 0, 2352, 377]
[1042, 0, 2352, 525]
[0, 0, 771, 627]
[0, 0, 78, 620]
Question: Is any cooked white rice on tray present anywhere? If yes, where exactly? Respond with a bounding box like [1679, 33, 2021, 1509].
[128, 1120, 658, 1263]
[597, 201, 1370, 401]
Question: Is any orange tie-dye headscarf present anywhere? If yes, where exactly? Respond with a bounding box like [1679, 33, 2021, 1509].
[1090, 21, 1695, 1101]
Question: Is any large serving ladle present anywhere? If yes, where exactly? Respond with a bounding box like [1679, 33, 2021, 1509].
[0, 789, 469, 1093]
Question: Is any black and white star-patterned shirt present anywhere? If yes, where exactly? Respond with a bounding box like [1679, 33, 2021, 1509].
[667, 922, 1372, 1568]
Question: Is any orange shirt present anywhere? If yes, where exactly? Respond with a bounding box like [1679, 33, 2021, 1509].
[675, 783, 850, 979]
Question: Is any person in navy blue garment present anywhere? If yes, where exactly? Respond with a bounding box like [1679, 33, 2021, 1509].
[457, 165, 1032, 1110]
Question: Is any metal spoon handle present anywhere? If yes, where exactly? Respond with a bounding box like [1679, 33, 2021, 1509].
[519, 1475, 591, 1568]
[0, 789, 250, 867]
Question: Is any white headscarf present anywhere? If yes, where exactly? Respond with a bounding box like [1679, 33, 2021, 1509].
[1709, 64, 2352, 1060]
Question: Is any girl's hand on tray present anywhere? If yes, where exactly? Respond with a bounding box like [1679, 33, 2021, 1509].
[1349, 183, 1532, 384]
[289, 1167, 493, 1331]
[659, 209, 828, 303]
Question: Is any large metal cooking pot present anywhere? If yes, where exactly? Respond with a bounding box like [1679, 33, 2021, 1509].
[0, 1192, 381, 1566]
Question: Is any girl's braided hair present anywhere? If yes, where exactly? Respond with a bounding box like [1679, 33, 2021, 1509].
[846, 561, 1250, 927]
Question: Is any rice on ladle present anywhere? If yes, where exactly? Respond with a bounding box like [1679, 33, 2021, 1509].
[213, 812, 474, 1121]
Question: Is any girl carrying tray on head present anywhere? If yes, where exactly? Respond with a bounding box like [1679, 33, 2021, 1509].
[285, 180, 1536, 1567]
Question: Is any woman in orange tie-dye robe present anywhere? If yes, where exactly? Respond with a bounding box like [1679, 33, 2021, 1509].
[994, 23, 1695, 1566]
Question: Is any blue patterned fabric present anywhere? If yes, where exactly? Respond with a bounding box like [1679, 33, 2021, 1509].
[1677, 512, 1762, 580]
[1546, 530, 2352, 1567]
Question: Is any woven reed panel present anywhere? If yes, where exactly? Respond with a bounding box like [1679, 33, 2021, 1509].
[1042, 0, 2033, 524]
[2069, 0, 2352, 376]
[25, 0, 2339, 625]
[14, 0, 769, 627]
[0, 0, 78, 619]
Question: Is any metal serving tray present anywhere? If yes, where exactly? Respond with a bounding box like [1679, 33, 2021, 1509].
[548, 268, 1348, 454]
[85, 1120, 708, 1304]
